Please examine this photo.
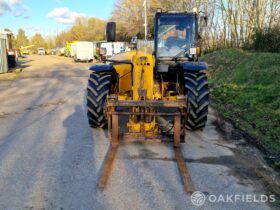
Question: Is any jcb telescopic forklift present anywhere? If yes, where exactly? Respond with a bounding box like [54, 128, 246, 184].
[86, 9, 209, 192]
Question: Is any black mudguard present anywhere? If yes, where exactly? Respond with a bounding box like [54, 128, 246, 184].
[89, 64, 114, 73]
[181, 62, 208, 72]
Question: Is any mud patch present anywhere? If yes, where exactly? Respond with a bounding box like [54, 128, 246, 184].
[0, 111, 19, 118]
[212, 108, 280, 165]
[0, 91, 35, 102]
[0, 99, 66, 119]
[139, 147, 158, 159]
[211, 108, 280, 209]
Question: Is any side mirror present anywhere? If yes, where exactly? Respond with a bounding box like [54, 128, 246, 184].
[106, 22, 116, 42]
[200, 16, 208, 27]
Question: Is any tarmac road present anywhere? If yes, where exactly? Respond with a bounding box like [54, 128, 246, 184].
[0, 55, 279, 210]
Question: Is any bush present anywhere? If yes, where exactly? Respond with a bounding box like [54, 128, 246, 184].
[252, 26, 280, 53]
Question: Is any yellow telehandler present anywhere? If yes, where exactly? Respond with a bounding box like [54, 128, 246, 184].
[87, 9, 209, 192]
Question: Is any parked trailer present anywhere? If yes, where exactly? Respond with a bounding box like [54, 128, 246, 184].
[0, 37, 8, 73]
[70, 43, 76, 57]
[93, 41, 104, 59]
[0, 31, 16, 69]
[100, 42, 126, 58]
[73, 41, 94, 62]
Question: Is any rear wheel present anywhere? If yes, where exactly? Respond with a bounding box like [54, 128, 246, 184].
[87, 73, 111, 128]
[184, 72, 209, 130]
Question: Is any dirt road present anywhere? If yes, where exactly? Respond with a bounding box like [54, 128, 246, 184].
[0, 55, 278, 210]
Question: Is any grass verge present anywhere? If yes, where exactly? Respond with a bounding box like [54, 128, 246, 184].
[202, 48, 280, 167]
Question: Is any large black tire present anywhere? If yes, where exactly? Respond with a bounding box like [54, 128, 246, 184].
[87, 72, 111, 128]
[184, 72, 209, 130]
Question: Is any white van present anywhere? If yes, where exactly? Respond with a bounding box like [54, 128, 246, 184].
[100, 42, 126, 58]
[73, 41, 94, 62]
[37, 48, 45, 55]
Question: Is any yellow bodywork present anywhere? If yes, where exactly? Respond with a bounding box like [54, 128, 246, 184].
[20, 45, 35, 55]
[111, 50, 158, 135]
[66, 40, 79, 56]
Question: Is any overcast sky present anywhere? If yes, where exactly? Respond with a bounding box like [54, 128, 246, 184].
[0, 0, 115, 37]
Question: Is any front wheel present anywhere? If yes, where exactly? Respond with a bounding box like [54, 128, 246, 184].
[184, 72, 209, 130]
[87, 73, 111, 128]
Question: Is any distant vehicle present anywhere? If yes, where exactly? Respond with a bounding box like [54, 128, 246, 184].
[66, 40, 79, 57]
[92, 41, 106, 61]
[100, 42, 126, 58]
[58, 47, 65, 56]
[37, 48, 45, 55]
[0, 31, 16, 68]
[73, 41, 94, 62]
[51, 48, 57, 55]
[20, 45, 35, 55]
[45, 49, 51, 55]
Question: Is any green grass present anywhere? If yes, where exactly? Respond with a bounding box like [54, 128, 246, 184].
[202, 48, 280, 159]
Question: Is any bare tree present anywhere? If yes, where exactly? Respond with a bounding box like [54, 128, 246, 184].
[110, 0, 280, 51]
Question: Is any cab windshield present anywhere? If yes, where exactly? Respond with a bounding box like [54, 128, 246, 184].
[156, 14, 196, 58]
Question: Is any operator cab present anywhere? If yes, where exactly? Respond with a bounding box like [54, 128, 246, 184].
[154, 11, 199, 62]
